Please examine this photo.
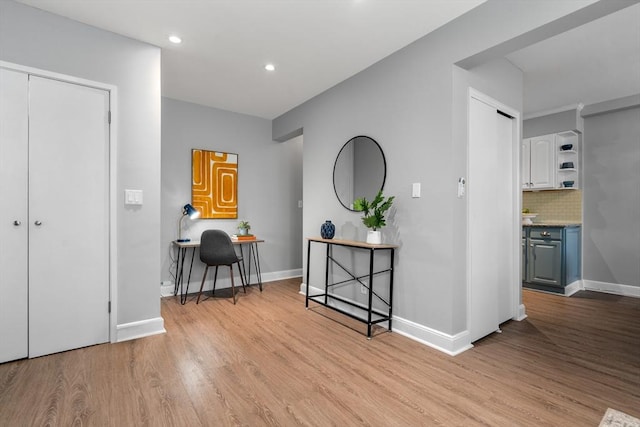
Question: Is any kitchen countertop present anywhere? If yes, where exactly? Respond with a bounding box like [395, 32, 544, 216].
[523, 221, 581, 227]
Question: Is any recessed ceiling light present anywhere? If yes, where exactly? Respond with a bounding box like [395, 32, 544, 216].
[169, 35, 182, 44]
[265, 64, 275, 71]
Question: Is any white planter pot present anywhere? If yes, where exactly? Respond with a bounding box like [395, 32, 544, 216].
[366, 230, 382, 244]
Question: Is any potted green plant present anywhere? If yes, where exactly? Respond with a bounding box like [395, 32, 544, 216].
[353, 190, 394, 244]
[237, 220, 251, 236]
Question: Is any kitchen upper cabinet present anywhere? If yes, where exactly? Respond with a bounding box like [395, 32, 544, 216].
[522, 130, 580, 191]
[522, 134, 556, 190]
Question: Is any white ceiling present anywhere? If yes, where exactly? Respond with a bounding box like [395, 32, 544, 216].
[15, 0, 640, 119]
[15, 0, 485, 119]
[506, 2, 640, 117]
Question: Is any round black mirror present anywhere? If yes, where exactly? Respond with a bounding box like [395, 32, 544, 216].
[333, 135, 386, 211]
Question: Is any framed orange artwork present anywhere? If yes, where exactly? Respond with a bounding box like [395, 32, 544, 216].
[192, 149, 238, 219]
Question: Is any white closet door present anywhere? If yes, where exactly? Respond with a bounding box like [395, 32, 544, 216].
[28, 76, 110, 358]
[496, 113, 515, 324]
[468, 96, 500, 342]
[0, 69, 29, 363]
[468, 95, 515, 343]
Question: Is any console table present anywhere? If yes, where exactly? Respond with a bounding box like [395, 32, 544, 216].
[305, 237, 397, 338]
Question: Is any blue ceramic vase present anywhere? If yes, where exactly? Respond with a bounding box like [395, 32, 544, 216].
[320, 220, 335, 239]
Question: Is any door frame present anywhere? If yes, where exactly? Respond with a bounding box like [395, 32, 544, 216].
[0, 60, 118, 342]
[466, 88, 526, 342]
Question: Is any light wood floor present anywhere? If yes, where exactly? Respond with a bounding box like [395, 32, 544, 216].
[1, 278, 638, 426]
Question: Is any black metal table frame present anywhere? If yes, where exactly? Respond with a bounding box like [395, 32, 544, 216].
[305, 238, 395, 338]
[174, 240, 263, 305]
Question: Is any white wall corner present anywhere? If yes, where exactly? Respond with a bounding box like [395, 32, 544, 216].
[299, 282, 309, 295]
[116, 317, 166, 342]
[564, 280, 584, 296]
[515, 304, 528, 321]
[160, 282, 174, 297]
[582, 280, 640, 298]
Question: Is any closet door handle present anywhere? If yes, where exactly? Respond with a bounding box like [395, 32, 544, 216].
[13, 220, 21, 226]
[34, 221, 42, 226]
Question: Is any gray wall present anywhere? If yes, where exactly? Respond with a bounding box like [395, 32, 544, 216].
[524, 109, 580, 138]
[272, 1, 590, 339]
[0, 1, 161, 325]
[161, 98, 303, 289]
[583, 106, 640, 287]
[273, 0, 609, 345]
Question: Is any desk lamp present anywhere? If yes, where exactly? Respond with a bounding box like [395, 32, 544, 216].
[177, 203, 200, 242]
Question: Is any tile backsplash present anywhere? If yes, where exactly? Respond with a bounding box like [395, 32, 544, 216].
[522, 190, 582, 223]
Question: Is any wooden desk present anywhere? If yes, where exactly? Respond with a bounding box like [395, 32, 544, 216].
[305, 237, 397, 338]
[172, 238, 264, 304]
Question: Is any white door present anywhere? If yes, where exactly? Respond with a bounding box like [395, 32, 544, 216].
[496, 113, 515, 324]
[0, 69, 29, 363]
[530, 134, 556, 189]
[28, 76, 110, 357]
[468, 94, 515, 343]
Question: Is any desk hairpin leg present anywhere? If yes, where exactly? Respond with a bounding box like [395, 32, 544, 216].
[238, 245, 251, 288]
[180, 248, 196, 305]
[175, 247, 187, 297]
[237, 242, 263, 292]
[246, 244, 252, 285]
[174, 246, 183, 296]
[251, 241, 263, 291]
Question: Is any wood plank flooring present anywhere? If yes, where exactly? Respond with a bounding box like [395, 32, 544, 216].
[1, 278, 638, 426]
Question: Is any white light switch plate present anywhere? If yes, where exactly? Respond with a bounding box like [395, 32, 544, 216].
[412, 182, 421, 198]
[125, 189, 143, 205]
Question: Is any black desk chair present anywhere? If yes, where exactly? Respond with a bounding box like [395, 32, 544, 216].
[196, 230, 246, 304]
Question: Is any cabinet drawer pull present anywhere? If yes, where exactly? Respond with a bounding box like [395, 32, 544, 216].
[540, 231, 550, 237]
[13, 220, 21, 226]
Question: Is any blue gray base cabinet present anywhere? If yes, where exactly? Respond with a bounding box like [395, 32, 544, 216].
[522, 225, 581, 294]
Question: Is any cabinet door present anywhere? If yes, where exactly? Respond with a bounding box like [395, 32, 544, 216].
[529, 134, 556, 189]
[521, 237, 527, 281]
[527, 238, 562, 286]
[521, 139, 531, 189]
[0, 69, 29, 363]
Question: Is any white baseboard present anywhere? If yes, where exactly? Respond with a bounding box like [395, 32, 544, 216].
[116, 317, 166, 342]
[162, 268, 303, 297]
[262, 268, 302, 283]
[301, 283, 472, 356]
[160, 283, 174, 297]
[392, 316, 473, 356]
[582, 279, 640, 298]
